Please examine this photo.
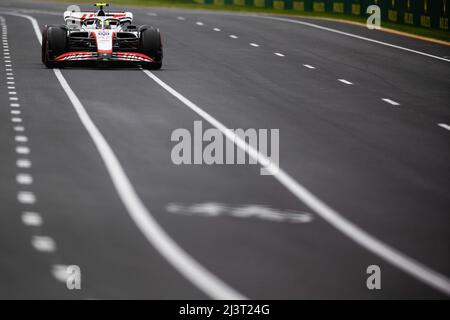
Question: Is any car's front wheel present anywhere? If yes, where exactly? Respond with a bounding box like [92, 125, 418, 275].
[139, 26, 163, 70]
[42, 25, 67, 68]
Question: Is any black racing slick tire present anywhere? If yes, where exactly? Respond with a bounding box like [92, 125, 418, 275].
[42, 25, 67, 68]
[139, 26, 163, 70]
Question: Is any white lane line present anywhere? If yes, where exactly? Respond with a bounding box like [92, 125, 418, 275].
[22, 211, 42, 226]
[213, 27, 221, 32]
[382, 98, 400, 106]
[177, 16, 186, 20]
[437, 123, 450, 131]
[229, 34, 238, 39]
[13, 9, 450, 297]
[303, 64, 316, 69]
[13, 125, 24, 132]
[15, 135, 28, 142]
[196, 21, 204, 26]
[31, 236, 55, 252]
[4, 12, 244, 299]
[9, 91, 17, 95]
[249, 43, 260, 47]
[17, 158, 32, 168]
[16, 173, 33, 185]
[11, 110, 20, 115]
[51, 264, 68, 282]
[260, 16, 450, 63]
[11, 117, 22, 122]
[146, 12, 157, 16]
[17, 191, 35, 204]
[8, 86, 15, 89]
[9, 97, 18, 101]
[16, 146, 29, 154]
[338, 79, 354, 85]
[274, 52, 285, 57]
[10, 103, 20, 107]
[141, 69, 450, 296]
[51, 67, 245, 300]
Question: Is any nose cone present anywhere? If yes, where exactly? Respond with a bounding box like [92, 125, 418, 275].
[99, 52, 112, 60]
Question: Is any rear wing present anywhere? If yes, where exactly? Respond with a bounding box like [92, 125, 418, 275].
[63, 10, 133, 24]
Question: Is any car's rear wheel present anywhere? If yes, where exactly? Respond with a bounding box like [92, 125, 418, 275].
[139, 26, 162, 70]
[42, 25, 67, 68]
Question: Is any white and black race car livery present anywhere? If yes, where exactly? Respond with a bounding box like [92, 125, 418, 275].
[41, 3, 163, 69]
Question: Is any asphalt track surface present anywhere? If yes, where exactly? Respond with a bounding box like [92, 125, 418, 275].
[0, 0, 449, 299]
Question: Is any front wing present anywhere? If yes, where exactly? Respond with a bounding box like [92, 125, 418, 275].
[54, 51, 154, 63]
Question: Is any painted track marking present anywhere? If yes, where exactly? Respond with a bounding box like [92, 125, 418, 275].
[382, 98, 400, 106]
[438, 123, 450, 131]
[7, 11, 450, 297]
[141, 69, 450, 296]
[4, 11, 245, 300]
[338, 79, 353, 85]
[260, 16, 450, 63]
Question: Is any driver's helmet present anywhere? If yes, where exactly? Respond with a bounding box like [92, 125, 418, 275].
[95, 19, 103, 29]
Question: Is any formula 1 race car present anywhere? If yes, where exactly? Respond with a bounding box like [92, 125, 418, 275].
[41, 3, 162, 69]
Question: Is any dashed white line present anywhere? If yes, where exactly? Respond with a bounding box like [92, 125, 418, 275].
[16, 158, 31, 168]
[13, 125, 24, 132]
[260, 16, 450, 63]
[9, 97, 18, 101]
[12, 9, 450, 298]
[141, 69, 450, 296]
[229, 34, 238, 39]
[437, 123, 450, 131]
[22, 211, 42, 226]
[10, 103, 20, 107]
[177, 16, 185, 20]
[17, 191, 35, 204]
[249, 43, 259, 47]
[303, 64, 316, 69]
[382, 98, 400, 106]
[31, 236, 55, 252]
[51, 265, 69, 282]
[338, 79, 354, 85]
[274, 52, 285, 57]
[16, 173, 33, 185]
[196, 21, 204, 26]
[11, 109, 20, 115]
[213, 27, 221, 32]
[146, 12, 157, 16]
[11, 117, 22, 122]
[15, 135, 28, 142]
[16, 146, 29, 154]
